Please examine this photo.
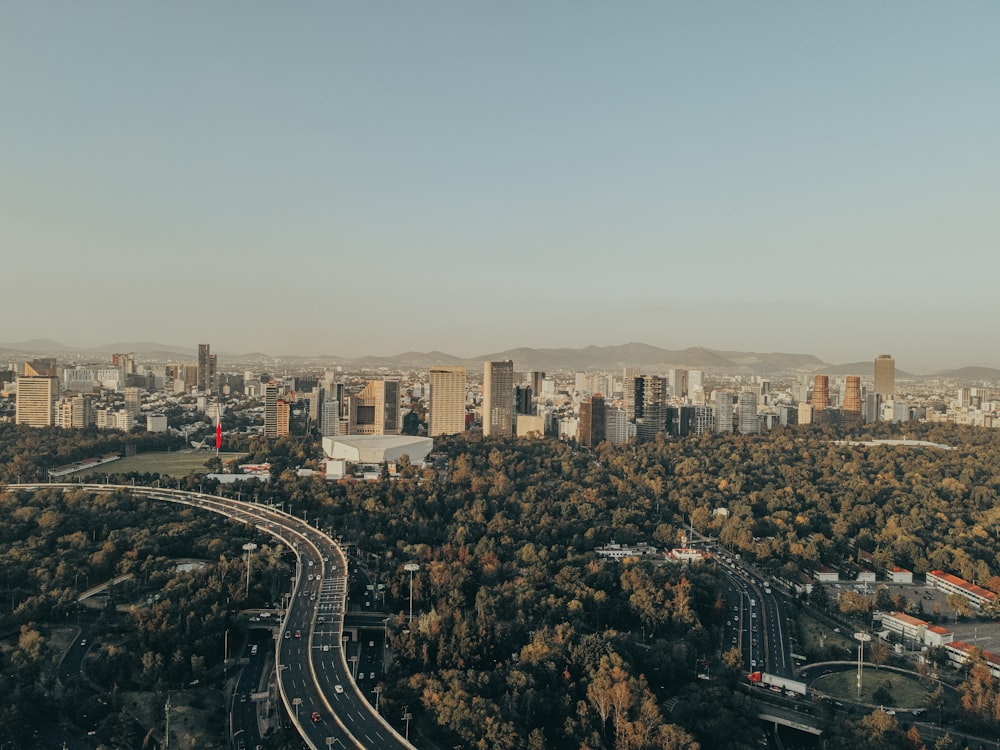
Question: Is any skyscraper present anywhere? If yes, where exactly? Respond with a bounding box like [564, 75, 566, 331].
[874, 354, 895, 401]
[15, 375, 59, 427]
[348, 380, 401, 435]
[578, 394, 606, 448]
[482, 360, 514, 437]
[843, 376, 862, 422]
[714, 391, 734, 433]
[263, 381, 279, 437]
[737, 389, 759, 434]
[811, 375, 830, 420]
[668, 369, 688, 400]
[428, 366, 467, 437]
[197, 343, 217, 395]
[124, 386, 141, 427]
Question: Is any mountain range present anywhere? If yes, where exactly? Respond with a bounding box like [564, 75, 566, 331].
[2, 339, 999, 380]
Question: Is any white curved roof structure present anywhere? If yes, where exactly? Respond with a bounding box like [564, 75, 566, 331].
[322, 435, 433, 464]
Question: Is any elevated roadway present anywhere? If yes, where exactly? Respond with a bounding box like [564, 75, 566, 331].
[9, 482, 416, 750]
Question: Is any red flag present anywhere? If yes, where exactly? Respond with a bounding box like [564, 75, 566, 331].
[215, 421, 222, 450]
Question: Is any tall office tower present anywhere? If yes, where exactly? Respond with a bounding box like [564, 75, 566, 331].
[15, 375, 59, 426]
[674, 405, 694, 437]
[482, 360, 514, 437]
[66, 394, 94, 428]
[688, 370, 704, 394]
[604, 406, 631, 445]
[759, 379, 771, 397]
[874, 354, 895, 401]
[578, 394, 606, 448]
[811, 375, 830, 421]
[263, 381, 279, 436]
[428, 366, 467, 437]
[737, 389, 759, 434]
[349, 379, 401, 435]
[320, 396, 340, 438]
[529, 371, 545, 399]
[668, 369, 688, 400]
[514, 385, 533, 415]
[623, 367, 640, 421]
[197, 343, 217, 394]
[714, 391, 734, 433]
[124, 386, 141, 426]
[276, 399, 290, 436]
[843, 376, 862, 422]
[574, 372, 589, 394]
[693, 405, 715, 434]
[957, 388, 972, 408]
[798, 402, 814, 425]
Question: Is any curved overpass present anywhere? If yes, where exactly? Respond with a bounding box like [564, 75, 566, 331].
[8, 482, 415, 750]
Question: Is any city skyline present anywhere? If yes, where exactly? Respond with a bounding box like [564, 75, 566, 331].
[3, 4, 999, 371]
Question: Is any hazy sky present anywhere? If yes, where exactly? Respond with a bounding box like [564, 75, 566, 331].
[2, 3, 998, 372]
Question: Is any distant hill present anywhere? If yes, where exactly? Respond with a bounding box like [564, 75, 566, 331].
[931, 366, 1000, 382]
[0, 339, 995, 378]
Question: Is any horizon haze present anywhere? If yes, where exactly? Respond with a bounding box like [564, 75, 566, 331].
[3, 4, 999, 372]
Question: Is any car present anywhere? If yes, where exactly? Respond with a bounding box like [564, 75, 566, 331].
[294, 630, 302, 638]
[369, 640, 375, 648]
[308, 574, 314, 581]
[912, 708, 926, 716]
[241, 694, 247, 703]
[334, 685, 344, 694]
[800, 672, 809, 679]
[822, 669, 833, 676]
[369, 672, 375, 680]
[884, 709, 896, 716]
[318, 616, 325, 624]
[284, 631, 291, 639]
[250, 644, 258, 655]
[80, 639, 87, 646]
[311, 711, 321, 723]
[323, 644, 330, 652]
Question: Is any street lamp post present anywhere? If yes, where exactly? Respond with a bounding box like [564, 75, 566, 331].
[405, 563, 420, 621]
[373, 685, 383, 713]
[403, 706, 413, 740]
[292, 697, 302, 723]
[854, 632, 871, 702]
[243, 542, 258, 599]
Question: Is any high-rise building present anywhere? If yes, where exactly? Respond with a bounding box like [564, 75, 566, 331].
[263, 381, 279, 437]
[428, 366, 467, 437]
[714, 391, 734, 433]
[604, 406, 632, 445]
[57, 394, 94, 429]
[197, 344, 217, 395]
[482, 361, 514, 437]
[843, 376, 862, 422]
[668, 369, 688, 400]
[514, 385, 533, 416]
[529, 371, 545, 399]
[578, 394, 606, 448]
[874, 354, 895, 401]
[124, 386, 141, 427]
[276, 399, 290, 436]
[811, 375, 830, 420]
[348, 379, 401, 435]
[689, 370, 704, 395]
[15, 375, 59, 426]
[623, 368, 640, 421]
[737, 390, 759, 434]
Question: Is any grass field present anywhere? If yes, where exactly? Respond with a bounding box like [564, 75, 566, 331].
[811, 667, 932, 708]
[71, 450, 247, 479]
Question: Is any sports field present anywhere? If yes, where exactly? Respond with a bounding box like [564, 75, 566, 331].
[70, 450, 247, 479]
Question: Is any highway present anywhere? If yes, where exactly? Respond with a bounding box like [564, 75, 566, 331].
[11, 483, 415, 750]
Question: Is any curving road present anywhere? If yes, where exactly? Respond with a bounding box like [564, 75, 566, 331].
[10, 482, 416, 750]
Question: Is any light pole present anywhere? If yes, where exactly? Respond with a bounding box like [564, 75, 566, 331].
[403, 706, 413, 740]
[243, 542, 258, 599]
[405, 563, 420, 621]
[292, 697, 302, 723]
[373, 685, 383, 713]
[854, 632, 871, 702]
[349, 655, 359, 680]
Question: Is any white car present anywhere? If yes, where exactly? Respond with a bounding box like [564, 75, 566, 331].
[334, 685, 344, 694]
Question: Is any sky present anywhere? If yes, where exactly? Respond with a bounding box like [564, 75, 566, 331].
[2, 3, 998, 373]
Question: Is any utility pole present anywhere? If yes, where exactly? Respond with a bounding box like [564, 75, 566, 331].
[405, 563, 420, 621]
[243, 542, 258, 599]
